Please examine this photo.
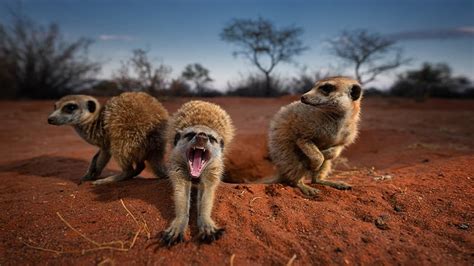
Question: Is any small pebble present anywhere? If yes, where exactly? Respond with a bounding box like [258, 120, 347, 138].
[375, 217, 389, 230]
[458, 223, 469, 230]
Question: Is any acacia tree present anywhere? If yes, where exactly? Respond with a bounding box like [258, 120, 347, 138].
[114, 49, 171, 93]
[221, 17, 307, 96]
[0, 13, 100, 99]
[181, 63, 213, 94]
[327, 29, 410, 85]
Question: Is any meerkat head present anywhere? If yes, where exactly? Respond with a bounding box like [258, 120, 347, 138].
[300, 76, 362, 111]
[173, 125, 224, 179]
[48, 95, 100, 126]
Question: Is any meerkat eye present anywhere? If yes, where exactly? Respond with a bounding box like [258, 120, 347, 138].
[208, 135, 217, 144]
[319, 84, 336, 95]
[184, 132, 196, 141]
[62, 103, 78, 114]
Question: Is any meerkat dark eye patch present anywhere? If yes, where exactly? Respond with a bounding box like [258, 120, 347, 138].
[87, 100, 96, 113]
[350, 85, 362, 101]
[208, 135, 217, 144]
[62, 103, 78, 114]
[173, 133, 181, 146]
[184, 132, 196, 141]
[220, 140, 224, 150]
[319, 84, 336, 95]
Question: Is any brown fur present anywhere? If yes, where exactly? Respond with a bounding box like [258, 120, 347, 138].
[268, 76, 362, 196]
[162, 100, 234, 245]
[48, 92, 169, 184]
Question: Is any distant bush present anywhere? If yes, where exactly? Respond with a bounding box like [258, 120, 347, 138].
[226, 74, 289, 97]
[0, 13, 100, 99]
[389, 62, 472, 100]
[166, 79, 192, 97]
[78, 80, 121, 96]
[196, 88, 223, 97]
[289, 68, 336, 94]
[363, 87, 386, 97]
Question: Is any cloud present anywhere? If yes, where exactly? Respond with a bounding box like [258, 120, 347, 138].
[98, 34, 135, 41]
[388, 27, 474, 41]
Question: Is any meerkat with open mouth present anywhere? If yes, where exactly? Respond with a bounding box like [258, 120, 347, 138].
[268, 76, 362, 196]
[162, 100, 234, 245]
[47, 92, 169, 185]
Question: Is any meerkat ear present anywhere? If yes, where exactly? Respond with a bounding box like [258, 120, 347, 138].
[173, 133, 181, 146]
[350, 85, 362, 101]
[220, 140, 224, 150]
[87, 100, 96, 113]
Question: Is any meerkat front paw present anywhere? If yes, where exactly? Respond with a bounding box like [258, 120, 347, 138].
[161, 225, 185, 246]
[198, 224, 225, 244]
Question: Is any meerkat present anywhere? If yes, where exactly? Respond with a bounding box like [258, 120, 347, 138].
[161, 100, 234, 246]
[268, 76, 362, 196]
[47, 92, 169, 185]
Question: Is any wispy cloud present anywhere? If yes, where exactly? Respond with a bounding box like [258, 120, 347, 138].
[388, 27, 474, 41]
[98, 34, 135, 41]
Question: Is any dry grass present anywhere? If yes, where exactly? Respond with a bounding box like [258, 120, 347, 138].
[22, 199, 147, 255]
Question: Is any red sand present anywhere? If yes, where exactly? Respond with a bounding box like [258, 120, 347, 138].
[0, 97, 473, 265]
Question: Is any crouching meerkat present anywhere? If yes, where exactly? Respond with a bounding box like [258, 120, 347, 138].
[47, 92, 169, 185]
[162, 100, 234, 245]
[268, 76, 362, 196]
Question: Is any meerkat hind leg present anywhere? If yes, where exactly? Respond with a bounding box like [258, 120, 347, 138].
[312, 161, 351, 190]
[197, 182, 224, 243]
[132, 161, 146, 177]
[91, 163, 135, 185]
[147, 149, 168, 179]
[80, 149, 111, 184]
[162, 179, 192, 246]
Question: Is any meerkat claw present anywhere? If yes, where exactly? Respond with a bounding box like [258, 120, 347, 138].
[161, 230, 184, 247]
[199, 228, 225, 244]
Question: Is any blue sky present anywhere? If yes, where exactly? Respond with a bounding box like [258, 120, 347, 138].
[1, 0, 473, 89]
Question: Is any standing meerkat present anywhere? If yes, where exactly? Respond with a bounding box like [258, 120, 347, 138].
[47, 92, 169, 185]
[268, 76, 362, 196]
[162, 100, 234, 245]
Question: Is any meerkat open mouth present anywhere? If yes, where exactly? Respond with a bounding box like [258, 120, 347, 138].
[187, 146, 211, 178]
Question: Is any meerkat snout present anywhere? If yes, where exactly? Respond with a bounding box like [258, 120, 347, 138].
[196, 132, 209, 145]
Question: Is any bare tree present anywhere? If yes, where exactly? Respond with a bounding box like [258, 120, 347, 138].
[0, 11, 100, 99]
[181, 63, 213, 94]
[114, 49, 171, 93]
[220, 17, 307, 96]
[327, 29, 410, 85]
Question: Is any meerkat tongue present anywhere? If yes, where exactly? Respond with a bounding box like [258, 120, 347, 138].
[191, 149, 203, 177]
